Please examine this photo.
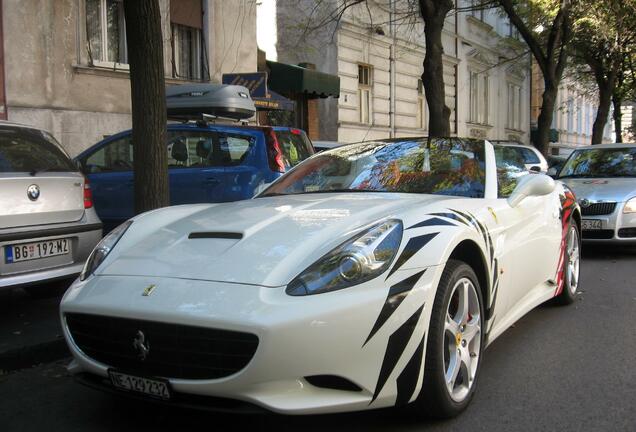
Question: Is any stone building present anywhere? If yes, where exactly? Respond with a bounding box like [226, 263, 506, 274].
[530, 63, 613, 155]
[259, 0, 532, 144]
[1, 0, 257, 156]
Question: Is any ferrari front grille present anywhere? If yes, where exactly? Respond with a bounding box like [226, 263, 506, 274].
[66, 313, 258, 380]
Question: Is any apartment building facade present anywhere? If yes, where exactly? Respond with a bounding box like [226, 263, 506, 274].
[1, 0, 257, 156]
[262, 0, 532, 144]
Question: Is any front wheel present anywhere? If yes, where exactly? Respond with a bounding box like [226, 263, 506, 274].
[415, 259, 484, 418]
[555, 223, 581, 305]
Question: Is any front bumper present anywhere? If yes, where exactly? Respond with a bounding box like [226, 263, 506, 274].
[60, 269, 438, 414]
[0, 222, 103, 289]
[581, 203, 636, 242]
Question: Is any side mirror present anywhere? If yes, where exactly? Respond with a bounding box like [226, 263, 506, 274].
[508, 174, 555, 207]
[253, 182, 271, 197]
[529, 166, 541, 173]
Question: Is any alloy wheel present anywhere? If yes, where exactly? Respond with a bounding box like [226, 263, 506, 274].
[443, 277, 481, 403]
[566, 226, 580, 295]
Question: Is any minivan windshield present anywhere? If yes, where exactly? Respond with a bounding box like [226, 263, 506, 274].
[0, 127, 75, 173]
[260, 138, 486, 198]
[558, 147, 636, 178]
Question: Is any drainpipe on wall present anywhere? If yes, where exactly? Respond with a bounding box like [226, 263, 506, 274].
[389, 0, 395, 138]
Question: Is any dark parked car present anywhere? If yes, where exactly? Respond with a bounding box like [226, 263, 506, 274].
[75, 124, 314, 232]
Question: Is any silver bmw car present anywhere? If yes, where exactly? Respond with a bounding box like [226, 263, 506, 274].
[0, 121, 102, 296]
[557, 143, 636, 242]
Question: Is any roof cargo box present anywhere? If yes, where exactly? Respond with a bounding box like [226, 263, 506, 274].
[166, 84, 256, 120]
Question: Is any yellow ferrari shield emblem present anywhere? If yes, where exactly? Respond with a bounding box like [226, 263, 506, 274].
[142, 284, 156, 297]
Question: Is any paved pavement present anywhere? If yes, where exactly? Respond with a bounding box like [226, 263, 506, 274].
[1, 244, 635, 431]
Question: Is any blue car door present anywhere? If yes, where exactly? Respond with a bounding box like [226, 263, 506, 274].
[80, 133, 134, 231]
[166, 129, 226, 204]
[216, 130, 262, 201]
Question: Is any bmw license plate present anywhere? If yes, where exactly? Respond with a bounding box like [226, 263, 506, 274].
[5, 238, 71, 264]
[582, 220, 602, 230]
[108, 370, 171, 400]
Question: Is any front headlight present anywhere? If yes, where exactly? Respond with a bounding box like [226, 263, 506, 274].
[79, 220, 133, 281]
[286, 219, 403, 296]
[623, 197, 636, 213]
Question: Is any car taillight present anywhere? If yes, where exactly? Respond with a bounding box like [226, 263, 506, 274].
[266, 129, 286, 173]
[290, 128, 302, 135]
[83, 178, 93, 209]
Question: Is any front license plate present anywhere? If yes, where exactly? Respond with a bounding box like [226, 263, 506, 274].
[582, 220, 602, 230]
[108, 370, 171, 400]
[5, 238, 71, 264]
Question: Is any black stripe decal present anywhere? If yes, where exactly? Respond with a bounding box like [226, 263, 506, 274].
[364, 270, 426, 346]
[486, 258, 499, 320]
[406, 217, 456, 230]
[370, 305, 424, 404]
[386, 233, 438, 280]
[429, 212, 470, 225]
[394, 331, 426, 406]
[452, 209, 481, 234]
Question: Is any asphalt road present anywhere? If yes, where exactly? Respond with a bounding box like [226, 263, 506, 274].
[1, 244, 635, 432]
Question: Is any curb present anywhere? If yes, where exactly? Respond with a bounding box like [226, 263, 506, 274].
[0, 338, 69, 372]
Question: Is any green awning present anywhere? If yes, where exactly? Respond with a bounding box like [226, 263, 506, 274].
[266, 60, 340, 98]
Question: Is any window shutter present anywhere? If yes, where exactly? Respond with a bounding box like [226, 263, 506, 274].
[170, 0, 203, 29]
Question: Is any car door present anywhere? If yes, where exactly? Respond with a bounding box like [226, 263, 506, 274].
[166, 129, 225, 205]
[216, 130, 262, 201]
[80, 133, 134, 232]
[492, 146, 561, 312]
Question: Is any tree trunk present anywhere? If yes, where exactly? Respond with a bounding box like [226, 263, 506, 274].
[535, 78, 558, 156]
[123, 0, 169, 214]
[613, 93, 623, 143]
[591, 78, 614, 145]
[420, 0, 452, 137]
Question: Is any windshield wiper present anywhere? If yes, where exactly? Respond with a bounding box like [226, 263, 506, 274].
[557, 174, 596, 179]
[260, 188, 382, 197]
[30, 167, 53, 176]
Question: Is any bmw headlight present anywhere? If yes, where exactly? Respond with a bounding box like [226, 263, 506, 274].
[80, 220, 133, 281]
[623, 197, 636, 213]
[286, 220, 403, 296]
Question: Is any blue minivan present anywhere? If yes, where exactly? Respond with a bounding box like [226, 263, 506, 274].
[75, 123, 314, 232]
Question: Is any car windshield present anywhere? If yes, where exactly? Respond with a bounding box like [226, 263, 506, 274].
[0, 127, 75, 173]
[558, 147, 636, 178]
[260, 138, 486, 198]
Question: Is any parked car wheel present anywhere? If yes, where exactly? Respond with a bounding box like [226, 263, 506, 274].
[555, 223, 581, 305]
[417, 259, 484, 418]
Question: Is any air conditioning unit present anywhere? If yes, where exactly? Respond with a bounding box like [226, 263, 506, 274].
[166, 83, 256, 121]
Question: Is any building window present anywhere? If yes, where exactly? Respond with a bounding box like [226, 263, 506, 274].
[85, 0, 127, 65]
[417, 79, 427, 130]
[507, 83, 522, 130]
[469, 70, 489, 125]
[358, 64, 373, 124]
[567, 98, 574, 133]
[171, 24, 203, 80]
[576, 100, 583, 134]
[470, 0, 485, 21]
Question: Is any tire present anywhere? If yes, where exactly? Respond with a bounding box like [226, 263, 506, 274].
[22, 278, 73, 299]
[554, 222, 581, 305]
[414, 259, 484, 418]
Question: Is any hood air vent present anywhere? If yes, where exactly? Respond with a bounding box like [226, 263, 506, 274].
[188, 232, 243, 240]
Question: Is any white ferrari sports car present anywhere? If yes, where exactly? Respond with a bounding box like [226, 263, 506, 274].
[60, 137, 581, 418]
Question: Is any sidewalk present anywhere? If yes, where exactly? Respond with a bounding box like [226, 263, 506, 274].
[0, 288, 69, 372]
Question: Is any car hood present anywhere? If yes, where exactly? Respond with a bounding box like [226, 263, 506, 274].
[99, 193, 455, 287]
[559, 178, 636, 203]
